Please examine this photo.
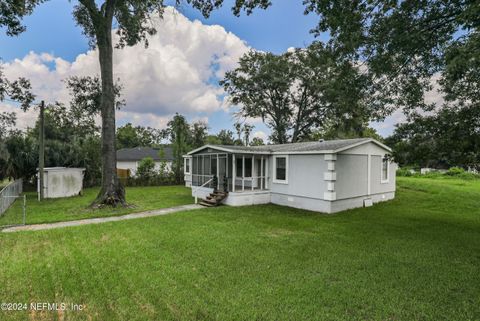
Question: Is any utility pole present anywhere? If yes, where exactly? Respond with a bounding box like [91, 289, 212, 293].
[38, 101, 45, 201]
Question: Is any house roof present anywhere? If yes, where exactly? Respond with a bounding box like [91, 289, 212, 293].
[117, 147, 174, 161]
[186, 138, 391, 155]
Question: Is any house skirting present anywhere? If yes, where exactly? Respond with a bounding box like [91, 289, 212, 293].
[223, 191, 271, 206]
[191, 187, 270, 206]
[330, 192, 395, 213]
[192, 187, 395, 214]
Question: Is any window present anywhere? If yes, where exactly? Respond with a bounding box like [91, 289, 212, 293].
[184, 158, 191, 174]
[381, 156, 389, 183]
[273, 155, 288, 184]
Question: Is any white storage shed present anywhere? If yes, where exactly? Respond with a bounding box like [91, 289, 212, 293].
[38, 167, 86, 199]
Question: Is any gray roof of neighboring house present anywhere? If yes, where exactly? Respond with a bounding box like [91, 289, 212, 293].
[117, 147, 174, 161]
[187, 138, 391, 155]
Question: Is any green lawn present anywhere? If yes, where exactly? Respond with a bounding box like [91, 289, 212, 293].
[0, 185, 194, 226]
[0, 177, 479, 320]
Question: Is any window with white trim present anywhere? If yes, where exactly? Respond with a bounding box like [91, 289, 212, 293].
[273, 155, 288, 184]
[184, 158, 191, 174]
[381, 156, 389, 183]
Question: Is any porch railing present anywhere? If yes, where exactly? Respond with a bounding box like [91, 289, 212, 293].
[193, 177, 214, 204]
[192, 174, 215, 188]
[232, 175, 268, 192]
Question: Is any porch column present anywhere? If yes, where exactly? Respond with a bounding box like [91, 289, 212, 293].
[260, 156, 264, 190]
[252, 155, 255, 191]
[265, 157, 269, 189]
[216, 155, 220, 190]
[232, 154, 236, 192]
[242, 155, 245, 192]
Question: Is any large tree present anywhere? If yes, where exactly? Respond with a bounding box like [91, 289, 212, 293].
[71, 0, 272, 206]
[222, 43, 378, 143]
[167, 113, 191, 182]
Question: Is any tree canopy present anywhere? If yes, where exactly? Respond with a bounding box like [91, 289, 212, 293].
[222, 43, 380, 143]
[385, 104, 480, 170]
[304, 0, 479, 114]
[0, 0, 45, 36]
[116, 123, 163, 149]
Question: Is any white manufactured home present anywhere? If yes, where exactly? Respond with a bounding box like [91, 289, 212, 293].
[184, 138, 396, 213]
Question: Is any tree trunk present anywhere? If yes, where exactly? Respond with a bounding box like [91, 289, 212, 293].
[91, 21, 126, 208]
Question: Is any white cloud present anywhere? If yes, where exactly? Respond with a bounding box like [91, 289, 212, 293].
[253, 130, 267, 140]
[1, 7, 249, 130]
[0, 102, 38, 130]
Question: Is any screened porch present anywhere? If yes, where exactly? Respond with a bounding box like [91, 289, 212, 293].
[188, 152, 269, 192]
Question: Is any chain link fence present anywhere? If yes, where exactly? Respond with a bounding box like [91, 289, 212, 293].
[0, 180, 26, 227]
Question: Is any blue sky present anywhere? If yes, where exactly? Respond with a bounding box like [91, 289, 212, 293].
[0, 1, 396, 138]
[1, 1, 320, 61]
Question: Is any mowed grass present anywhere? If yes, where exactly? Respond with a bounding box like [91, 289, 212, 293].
[0, 177, 479, 320]
[0, 185, 194, 226]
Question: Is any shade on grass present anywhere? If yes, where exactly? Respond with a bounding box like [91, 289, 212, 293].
[0, 177, 479, 320]
[0, 185, 194, 226]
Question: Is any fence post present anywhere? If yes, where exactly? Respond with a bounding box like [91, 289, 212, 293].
[39, 100, 45, 201]
[22, 194, 26, 225]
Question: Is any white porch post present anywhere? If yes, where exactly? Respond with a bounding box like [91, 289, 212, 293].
[232, 154, 236, 192]
[252, 155, 255, 191]
[216, 155, 220, 190]
[265, 157, 269, 189]
[242, 155, 245, 192]
[260, 156, 264, 190]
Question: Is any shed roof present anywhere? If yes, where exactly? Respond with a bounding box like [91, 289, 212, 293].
[187, 138, 391, 155]
[117, 147, 174, 161]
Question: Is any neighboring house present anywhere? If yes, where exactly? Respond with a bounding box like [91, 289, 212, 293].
[117, 147, 174, 176]
[184, 138, 396, 213]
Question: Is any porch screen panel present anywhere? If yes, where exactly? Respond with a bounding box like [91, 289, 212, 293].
[245, 157, 252, 177]
[204, 156, 211, 176]
[211, 155, 217, 177]
[192, 156, 199, 186]
[236, 157, 243, 177]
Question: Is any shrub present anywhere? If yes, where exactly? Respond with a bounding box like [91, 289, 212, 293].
[445, 167, 465, 176]
[422, 171, 444, 179]
[136, 157, 156, 179]
[397, 167, 415, 177]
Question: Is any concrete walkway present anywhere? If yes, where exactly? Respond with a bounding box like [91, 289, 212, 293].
[2, 204, 203, 233]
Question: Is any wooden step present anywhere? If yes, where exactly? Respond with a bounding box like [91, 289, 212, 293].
[199, 201, 216, 207]
[199, 192, 229, 207]
[199, 198, 217, 205]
